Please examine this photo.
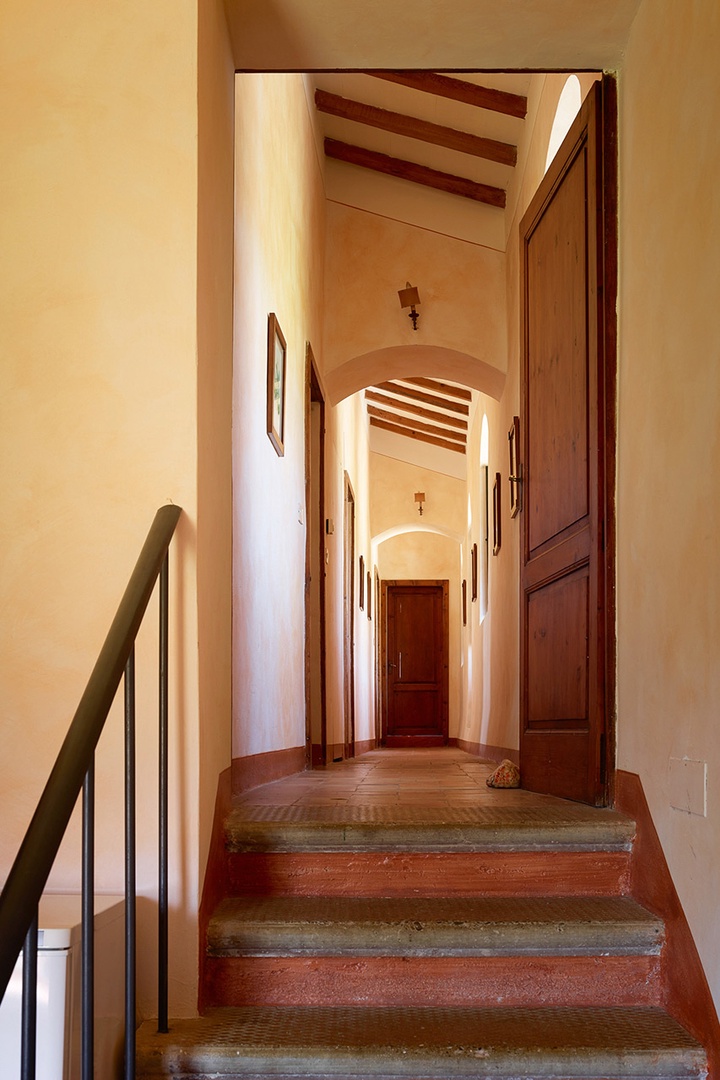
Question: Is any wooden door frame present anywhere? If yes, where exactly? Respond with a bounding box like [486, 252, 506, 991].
[380, 579, 449, 745]
[343, 473, 356, 759]
[304, 345, 327, 767]
[519, 75, 617, 804]
[374, 567, 381, 748]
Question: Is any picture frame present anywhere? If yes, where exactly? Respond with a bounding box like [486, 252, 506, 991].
[267, 313, 287, 456]
[359, 555, 365, 610]
[462, 579, 467, 626]
[508, 415, 522, 518]
[493, 472, 502, 556]
[471, 543, 478, 602]
[367, 570, 372, 620]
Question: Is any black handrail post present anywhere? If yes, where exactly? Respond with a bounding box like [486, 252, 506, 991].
[20, 909, 38, 1080]
[158, 552, 169, 1034]
[124, 647, 136, 1080]
[82, 757, 95, 1080]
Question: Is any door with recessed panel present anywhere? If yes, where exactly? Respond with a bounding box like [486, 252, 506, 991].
[382, 581, 448, 746]
[519, 78, 616, 805]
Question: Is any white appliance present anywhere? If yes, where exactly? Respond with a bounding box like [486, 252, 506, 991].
[0, 894, 125, 1080]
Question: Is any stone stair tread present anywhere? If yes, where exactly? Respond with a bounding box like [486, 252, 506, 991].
[207, 895, 663, 957]
[225, 803, 635, 853]
[136, 1005, 705, 1077]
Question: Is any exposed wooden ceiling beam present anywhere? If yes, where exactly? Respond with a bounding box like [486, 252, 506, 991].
[370, 417, 466, 454]
[401, 377, 472, 401]
[315, 89, 516, 168]
[369, 72, 528, 120]
[365, 389, 468, 430]
[367, 405, 467, 444]
[325, 139, 506, 209]
[375, 381, 470, 416]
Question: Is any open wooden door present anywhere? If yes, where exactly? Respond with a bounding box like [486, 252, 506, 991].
[520, 79, 616, 805]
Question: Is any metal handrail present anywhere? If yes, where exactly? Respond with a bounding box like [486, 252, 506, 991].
[0, 504, 182, 1069]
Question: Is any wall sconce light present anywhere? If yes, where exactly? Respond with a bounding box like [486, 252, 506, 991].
[398, 282, 421, 331]
[414, 491, 426, 516]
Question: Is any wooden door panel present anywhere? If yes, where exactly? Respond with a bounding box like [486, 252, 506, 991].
[395, 590, 441, 685]
[520, 79, 615, 806]
[527, 149, 590, 554]
[521, 732, 591, 804]
[526, 569, 589, 726]
[390, 691, 442, 735]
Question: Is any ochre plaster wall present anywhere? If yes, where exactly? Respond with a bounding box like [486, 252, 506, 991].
[617, 0, 720, 1012]
[197, 0, 235, 969]
[323, 203, 507, 402]
[231, 77, 376, 764]
[0, 0, 223, 1017]
[232, 74, 326, 760]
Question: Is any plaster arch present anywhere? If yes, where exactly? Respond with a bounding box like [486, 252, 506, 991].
[371, 522, 463, 566]
[324, 345, 506, 406]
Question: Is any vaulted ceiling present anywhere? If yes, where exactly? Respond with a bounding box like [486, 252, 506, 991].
[315, 72, 526, 212]
[309, 70, 526, 467]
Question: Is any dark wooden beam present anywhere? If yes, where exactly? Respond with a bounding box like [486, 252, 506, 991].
[401, 377, 473, 401]
[324, 139, 506, 209]
[375, 381, 470, 416]
[370, 417, 466, 454]
[369, 72, 527, 120]
[365, 389, 468, 430]
[367, 405, 467, 444]
[315, 89, 516, 168]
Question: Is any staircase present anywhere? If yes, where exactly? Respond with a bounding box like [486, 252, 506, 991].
[136, 754, 707, 1079]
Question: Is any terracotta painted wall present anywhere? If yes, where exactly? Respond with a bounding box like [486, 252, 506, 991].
[617, 0, 720, 1013]
[0, 0, 232, 1017]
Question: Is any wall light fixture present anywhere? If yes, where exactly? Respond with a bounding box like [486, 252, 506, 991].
[398, 282, 421, 331]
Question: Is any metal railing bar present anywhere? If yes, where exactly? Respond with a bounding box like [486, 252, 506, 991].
[158, 552, 169, 1034]
[0, 503, 182, 999]
[124, 647, 137, 1080]
[20, 909, 38, 1080]
[82, 757, 95, 1080]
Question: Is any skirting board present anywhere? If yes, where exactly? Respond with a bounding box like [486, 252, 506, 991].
[457, 738, 519, 765]
[316, 739, 377, 765]
[231, 745, 306, 796]
[615, 769, 720, 1075]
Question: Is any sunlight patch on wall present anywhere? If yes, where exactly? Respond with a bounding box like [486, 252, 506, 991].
[545, 75, 582, 173]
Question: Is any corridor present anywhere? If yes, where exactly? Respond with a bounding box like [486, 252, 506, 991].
[226, 747, 633, 848]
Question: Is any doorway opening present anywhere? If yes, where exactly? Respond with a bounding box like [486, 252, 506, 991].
[381, 580, 449, 747]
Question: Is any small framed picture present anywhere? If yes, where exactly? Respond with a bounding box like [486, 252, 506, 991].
[471, 543, 478, 602]
[359, 555, 365, 610]
[493, 472, 502, 556]
[267, 313, 287, 456]
[367, 571, 372, 620]
[462, 579, 467, 626]
[508, 415, 522, 518]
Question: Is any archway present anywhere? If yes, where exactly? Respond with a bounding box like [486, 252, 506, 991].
[324, 345, 506, 406]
